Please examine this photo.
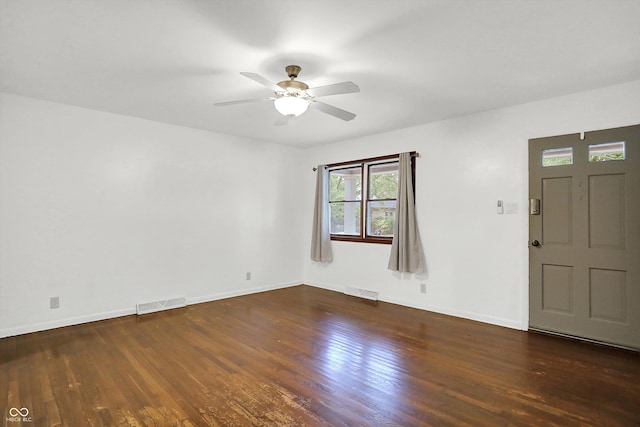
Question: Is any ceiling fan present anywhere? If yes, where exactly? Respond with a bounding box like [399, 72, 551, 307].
[214, 65, 360, 122]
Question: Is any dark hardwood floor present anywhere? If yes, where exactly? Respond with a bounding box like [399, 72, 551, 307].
[1, 285, 638, 426]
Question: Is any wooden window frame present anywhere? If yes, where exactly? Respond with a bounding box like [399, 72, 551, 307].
[327, 152, 416, 244]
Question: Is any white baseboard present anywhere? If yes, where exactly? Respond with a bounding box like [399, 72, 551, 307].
[187, 281, 301, 306]
[1, 281, 524, 338]
[0, 307, 136, 338]
[382, 295, 525, 330]
[305, 281, 525, 331]
[0, 281, 302, 338]
[305, 281, 343, 293]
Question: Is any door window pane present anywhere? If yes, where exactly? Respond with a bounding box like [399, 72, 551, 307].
[589, 141, 625, 162]
[542, 147, 573, 167]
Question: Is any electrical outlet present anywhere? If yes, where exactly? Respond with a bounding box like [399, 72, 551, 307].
[50, 296, 60, 309]
[246, 272, 251, 280]
[420, 283, 427, 294]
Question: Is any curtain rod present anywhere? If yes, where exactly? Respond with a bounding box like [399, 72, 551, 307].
[312, 152, 420, 171]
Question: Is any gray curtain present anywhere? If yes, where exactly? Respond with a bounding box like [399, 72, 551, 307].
[310, 165, 333, 262]
[388, 152, 425, 273]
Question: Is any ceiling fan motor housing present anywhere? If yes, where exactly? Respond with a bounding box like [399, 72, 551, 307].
[277, 79, 309, 93]
[277, 65, 309, 94]
[276, 65, 309, 96]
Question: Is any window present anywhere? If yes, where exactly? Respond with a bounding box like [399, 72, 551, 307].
[589, 141, 625, 162]
[328, 153, 413, 244]
[329, 166, 362, 237]
[542, 147, 573, 167]
[366, 162, 398, 238]
[541, 142, 626, 166]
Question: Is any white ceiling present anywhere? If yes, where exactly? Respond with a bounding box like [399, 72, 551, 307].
[2, 0, 640, 147]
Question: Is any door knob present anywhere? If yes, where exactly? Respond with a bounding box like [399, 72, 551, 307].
[531, 240, 541, 247]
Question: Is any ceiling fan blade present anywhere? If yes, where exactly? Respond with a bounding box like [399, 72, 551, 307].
[214, 97, 274, 107]
[307, 81, 360, 98]
[311, 101, 356, 121]
[240, 72, 282, 93]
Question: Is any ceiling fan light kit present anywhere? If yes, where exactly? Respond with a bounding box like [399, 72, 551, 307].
[215, 65, 360, 122]
[274, 67, 310, 116]
[274, 95, 309, 117]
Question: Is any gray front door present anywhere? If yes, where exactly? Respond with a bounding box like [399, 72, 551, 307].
[529, 124, 639, 349]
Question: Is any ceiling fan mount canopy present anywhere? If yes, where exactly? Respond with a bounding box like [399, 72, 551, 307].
[277, 65, 310, 92]
[284, 65, 302, 79]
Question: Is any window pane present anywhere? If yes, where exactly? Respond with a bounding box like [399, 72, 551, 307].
[589, 141, 625, 162]
[542, 147, 573, 167]
[330, 201, 361, 235]
[369, 162, 399, 199]
[330, 167, 361, 202]
[367, 200, 396, 237]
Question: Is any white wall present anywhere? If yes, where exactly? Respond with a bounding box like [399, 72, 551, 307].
[3, 80, 639, 338]
[0, 93, 304, 337]
[303, 80, 640, 330]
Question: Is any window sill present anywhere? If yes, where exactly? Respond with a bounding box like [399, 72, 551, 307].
[330, 235, 393, 245]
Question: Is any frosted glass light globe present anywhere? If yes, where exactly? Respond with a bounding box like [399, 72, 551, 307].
[274, 96, 309, 117]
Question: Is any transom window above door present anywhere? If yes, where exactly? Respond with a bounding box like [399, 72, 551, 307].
[589, 141, 625, 162]
[541, 140, 626, 167]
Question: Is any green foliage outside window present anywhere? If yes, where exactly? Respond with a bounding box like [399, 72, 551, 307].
[589, 152, 624, 162]
[374, 213, 395, 236]
[329, 173, 362, 234]
[542, 156, 573, 167]
[369, 172, 398, 199]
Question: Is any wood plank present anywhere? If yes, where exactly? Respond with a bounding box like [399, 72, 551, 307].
[1, 285, 638, 426]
